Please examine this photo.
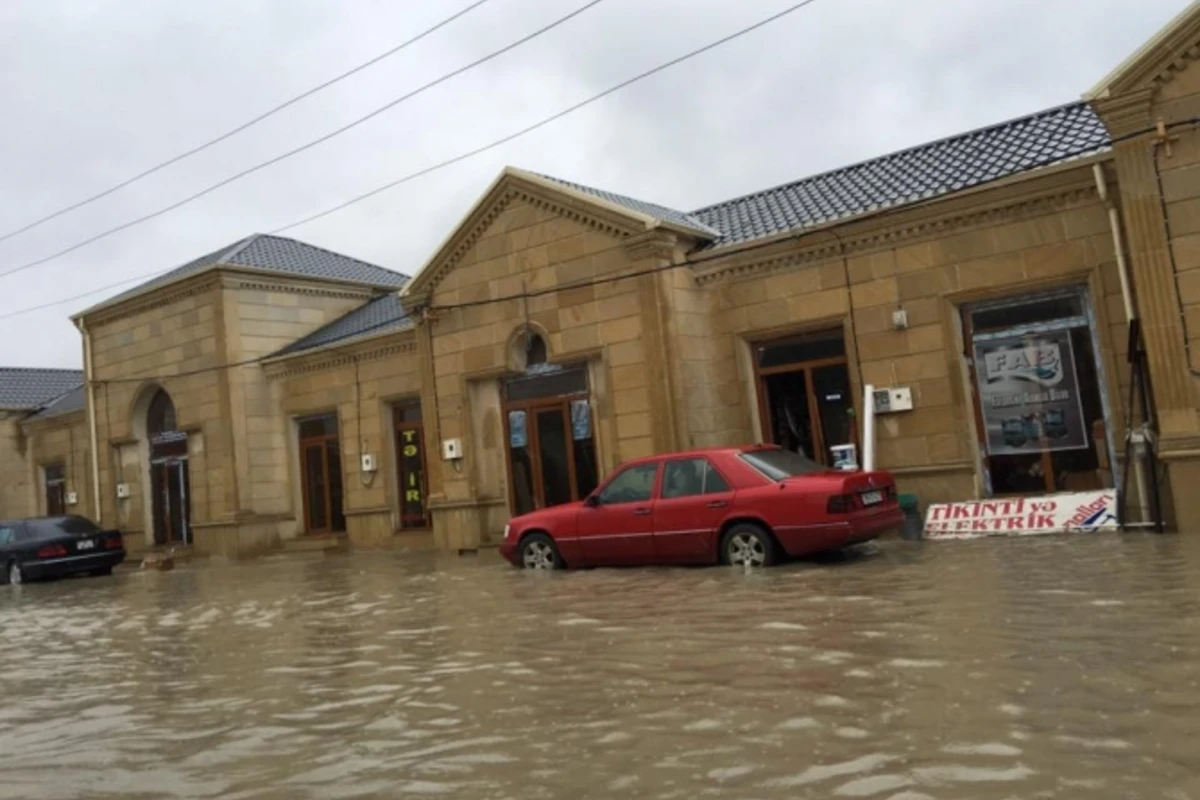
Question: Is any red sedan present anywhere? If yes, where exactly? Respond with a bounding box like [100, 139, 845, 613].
[499, 445, 902, 569]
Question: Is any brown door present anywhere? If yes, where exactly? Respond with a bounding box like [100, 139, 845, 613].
[754, 331, 856, 466]
[502, 366, 599, 515]
[299, 414, 345, 534]
[44, 464, 66, 516]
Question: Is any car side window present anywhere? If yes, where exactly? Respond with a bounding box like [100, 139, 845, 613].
[597, 464, 658, 505]
[14, 525, 35, 543]
[662, 459, 730, 499]
[0, 526, 12, 546]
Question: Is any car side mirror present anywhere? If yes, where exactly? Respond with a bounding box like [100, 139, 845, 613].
[584, 494, 600, 508]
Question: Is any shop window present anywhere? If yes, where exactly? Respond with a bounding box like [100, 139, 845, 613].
[298, 413, 345, 534]
[754, 329, 856, 466]
[44, 464, 66, 516]
[393, 401, 429, 529]
[963, 288, 1113, 496]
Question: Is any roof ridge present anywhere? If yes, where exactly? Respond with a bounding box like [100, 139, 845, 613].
[213, 234, 261, 265]
[689, 100, 1099, 214]
[252, 233, 410, 279]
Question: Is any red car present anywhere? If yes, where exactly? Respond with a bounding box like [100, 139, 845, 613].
[500, 445, 902, 569]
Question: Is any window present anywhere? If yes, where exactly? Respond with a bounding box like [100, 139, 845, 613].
[0, 527, 13, 546]
[741, 448, 826, 481]
[661, 459, 730, 499]
[597, 463, 658, 505]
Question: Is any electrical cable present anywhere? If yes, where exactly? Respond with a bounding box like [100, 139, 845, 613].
[0, 0, 494, 245]
[0, 0, 606, 281]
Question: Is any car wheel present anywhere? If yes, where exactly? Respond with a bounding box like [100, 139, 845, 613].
[7, 560, 23, 586]
[518, 533, 564, 570]
[722, 524, 777, 568]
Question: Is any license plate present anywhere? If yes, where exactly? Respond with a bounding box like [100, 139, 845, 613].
[860, 490, 883, 506]
[76, 539, 94, 550]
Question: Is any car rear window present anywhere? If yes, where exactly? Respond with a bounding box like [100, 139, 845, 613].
[740, 449, 826, 480]
[53, 516, 100, 534]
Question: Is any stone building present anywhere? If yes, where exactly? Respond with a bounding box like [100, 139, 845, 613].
[3, 5, 1200, 555]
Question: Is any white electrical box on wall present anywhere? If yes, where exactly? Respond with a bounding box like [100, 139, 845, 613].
[361, 453, 377, 473]
[116, 483, 131, 499]
[65, 491, 78, 506]
[873, 387, 914, 414]
[442, 438, 463, 460]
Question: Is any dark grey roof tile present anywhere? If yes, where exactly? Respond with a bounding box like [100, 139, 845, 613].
[27, 384, 86, 420]
[96, 234, 408, 310]
[0, 368, 84, 410]
[536, 174, 722, 237]
[272, 294, 413, 357]
[690, 102, 1111, 246]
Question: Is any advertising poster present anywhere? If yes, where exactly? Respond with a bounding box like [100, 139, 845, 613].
[570, 400, 591, 441]
[973, 330, 1088, 456]
[924, 491, 1118, 539]
[508, 410, 528, 449]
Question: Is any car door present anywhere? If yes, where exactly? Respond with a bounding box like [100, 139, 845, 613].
[576, 461, 660, 566]
[652, 458, 735, 564]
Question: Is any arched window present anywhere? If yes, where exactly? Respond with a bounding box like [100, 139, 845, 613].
[525, 333, 547, 367]
[147, 389, 177, 440]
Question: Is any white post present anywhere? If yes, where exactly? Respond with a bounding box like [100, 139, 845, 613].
[863, 383, 876, 472]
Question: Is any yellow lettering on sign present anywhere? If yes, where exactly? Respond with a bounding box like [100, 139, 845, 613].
[408, 473, 416, 487]
[405, 490, 422, 502]
[402, 430, 416, 443]
[403, 444, 418, 457]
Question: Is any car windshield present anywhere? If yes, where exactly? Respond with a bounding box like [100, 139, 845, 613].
[53, 516, 99, 535]
[740, 448, 826, 481]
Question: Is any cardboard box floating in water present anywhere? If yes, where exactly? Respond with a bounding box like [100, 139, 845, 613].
[924, 491, 1118, 539]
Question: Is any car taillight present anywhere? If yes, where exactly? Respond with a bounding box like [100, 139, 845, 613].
[104, 536, 123, 550]
[886, 485, 897, 501]
[827, 494, 855, 513]
[36, 544, 67, 558]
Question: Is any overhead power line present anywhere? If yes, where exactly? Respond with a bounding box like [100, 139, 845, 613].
[0, 0, 828, 327]
[0, 0, 605, 281]
[0, 0, 493, 247]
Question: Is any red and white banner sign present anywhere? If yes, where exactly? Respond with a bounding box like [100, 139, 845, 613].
[924, 491, 1118, 539]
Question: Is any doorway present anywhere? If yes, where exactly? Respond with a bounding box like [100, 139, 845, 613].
[503, 365, 599, 516]
[298, 413, 345, 534]
[962, 287, 1115, 496]
[754, 329, 857, 466]
[44, 464, 66, 516]
[393, 401, 429, 529]
[146, 389, 191, 545]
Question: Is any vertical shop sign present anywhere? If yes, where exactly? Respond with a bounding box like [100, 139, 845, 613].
[398, 428, 426, 526]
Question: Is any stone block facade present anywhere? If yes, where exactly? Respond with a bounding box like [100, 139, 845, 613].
[6, 7, 1200, 553]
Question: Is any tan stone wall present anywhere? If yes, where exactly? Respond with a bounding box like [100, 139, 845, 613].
[423, 197, 683, 548]
[0, 413, 33, 519]
[271, 334, 423, 547]
[20, 413, 91, 518]
[702, 165, 1129, 507]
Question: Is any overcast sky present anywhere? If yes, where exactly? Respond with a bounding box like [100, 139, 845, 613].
[0, 0, 1188, 369]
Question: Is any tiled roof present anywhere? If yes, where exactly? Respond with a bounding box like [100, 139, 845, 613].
[0, 368, 83, 411]
[94, 234, 409, 310]
[272, 294, 413, 357]
[27, 384, 85, 420]
[536, 174, 722, 237]
[689, 102, 1111, 246]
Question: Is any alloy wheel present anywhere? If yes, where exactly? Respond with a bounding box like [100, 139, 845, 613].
[727, 532, 767, 567]
[522, 540, 557, 570]
[8, 562, 22, 586]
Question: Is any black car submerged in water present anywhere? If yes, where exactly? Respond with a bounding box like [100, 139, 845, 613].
[0, 516, 125, 585]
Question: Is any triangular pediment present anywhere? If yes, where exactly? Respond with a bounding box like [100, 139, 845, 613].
[402, 167, 710, 301]
[1087, 1, 1200, 100]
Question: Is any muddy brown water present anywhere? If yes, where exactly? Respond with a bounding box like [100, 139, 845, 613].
[2, 534, 1200, 799]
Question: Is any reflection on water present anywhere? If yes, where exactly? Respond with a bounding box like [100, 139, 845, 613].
[3, 535, 1200, 798]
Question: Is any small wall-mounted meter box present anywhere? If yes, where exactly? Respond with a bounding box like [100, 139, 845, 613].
[442, 438, 463, 460]
[873, 387, 914, 414]
[116, 483, 131, 499]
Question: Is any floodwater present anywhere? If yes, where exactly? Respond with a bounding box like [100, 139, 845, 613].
[2, 535, 1200, 799]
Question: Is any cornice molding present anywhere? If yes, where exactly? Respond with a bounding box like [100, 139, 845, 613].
[265, 339, 418, 380]
[87, 274, 221, 327]
[693, 183, 1099, 286]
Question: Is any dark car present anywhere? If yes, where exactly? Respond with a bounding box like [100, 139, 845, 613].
[0, 516, 125, 585]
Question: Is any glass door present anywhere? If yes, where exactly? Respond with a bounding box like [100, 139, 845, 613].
[298, 414, 345, 534]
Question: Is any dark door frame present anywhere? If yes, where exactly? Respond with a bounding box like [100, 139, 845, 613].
[753, 345, 853, 467]
[502, 391, 595, 514]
